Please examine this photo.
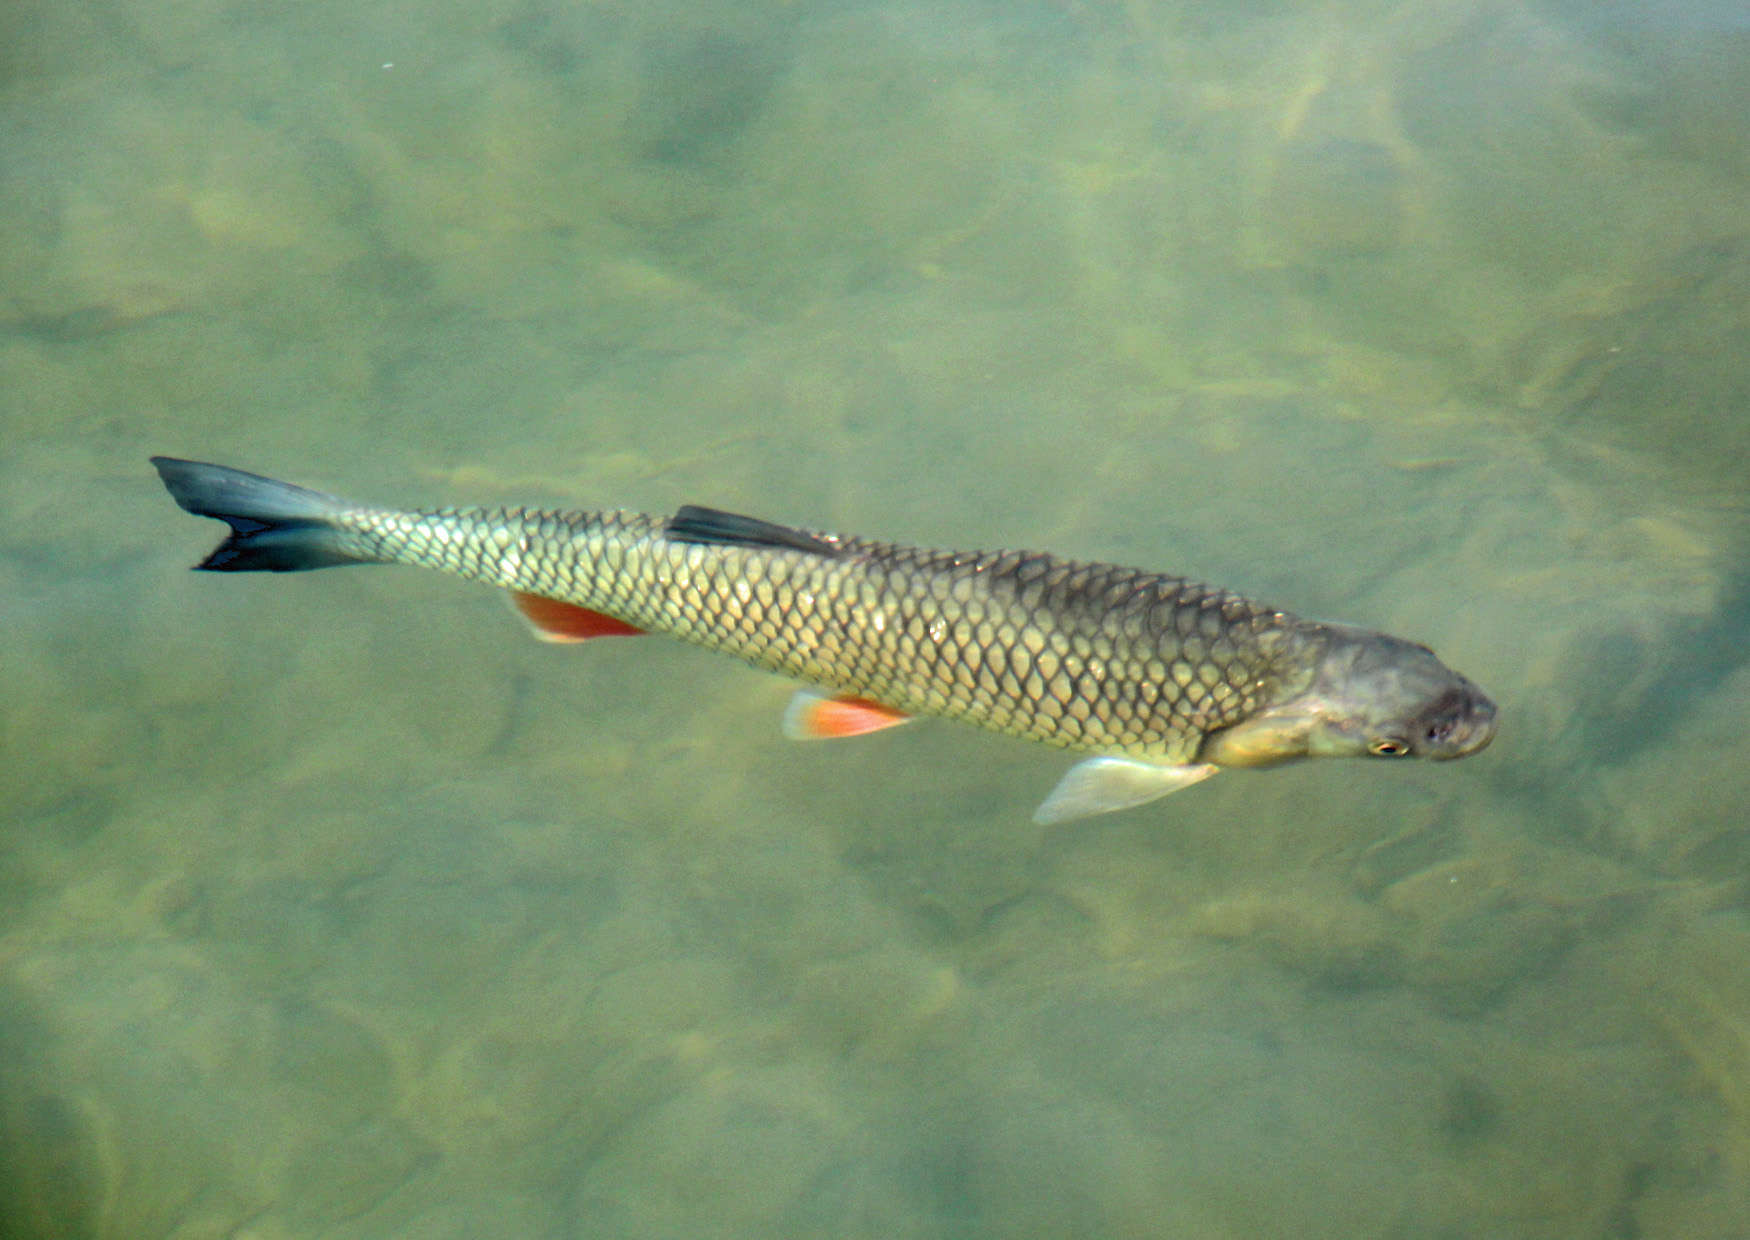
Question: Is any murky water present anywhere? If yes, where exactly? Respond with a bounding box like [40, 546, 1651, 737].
[4, 0, 1750, 1235]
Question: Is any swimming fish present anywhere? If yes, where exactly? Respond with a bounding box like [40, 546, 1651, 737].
[151, 457, 1496, 823]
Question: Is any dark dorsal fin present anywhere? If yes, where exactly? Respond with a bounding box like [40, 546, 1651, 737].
[665, 504, 844, 557]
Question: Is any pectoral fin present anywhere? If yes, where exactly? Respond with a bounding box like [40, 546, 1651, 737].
[782, 688, 912, 739]
[1032, 757, 1217, 825]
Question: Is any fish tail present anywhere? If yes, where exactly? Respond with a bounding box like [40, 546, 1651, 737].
[150, 457, 373, 572]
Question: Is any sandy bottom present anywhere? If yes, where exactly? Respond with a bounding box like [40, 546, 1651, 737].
[3, 0, 1750, 1236]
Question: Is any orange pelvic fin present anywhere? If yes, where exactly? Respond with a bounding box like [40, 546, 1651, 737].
[782, 688, 912, 740]
[510, 591, 645, 642]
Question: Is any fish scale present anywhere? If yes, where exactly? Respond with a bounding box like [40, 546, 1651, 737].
[318, 499, 1312, 764]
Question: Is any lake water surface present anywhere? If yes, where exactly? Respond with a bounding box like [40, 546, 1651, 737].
[4, 1, 1750, 1236]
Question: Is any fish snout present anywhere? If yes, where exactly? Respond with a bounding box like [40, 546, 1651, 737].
[1419, 682, 1497, 760]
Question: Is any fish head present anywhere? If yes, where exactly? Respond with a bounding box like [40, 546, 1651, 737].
[1200, 622, 1497, 768]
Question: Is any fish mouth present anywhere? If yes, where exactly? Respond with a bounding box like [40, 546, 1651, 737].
[1419, 684, 1498, 760]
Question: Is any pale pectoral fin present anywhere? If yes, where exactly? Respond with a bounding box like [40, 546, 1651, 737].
[1032, 757, 1218, 825]
[782, 688, 913, 740]
[509, 591, 645, 642]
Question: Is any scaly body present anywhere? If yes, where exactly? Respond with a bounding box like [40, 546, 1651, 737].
[151, 458, 1497, 821]
[323, 505, 1304, 764]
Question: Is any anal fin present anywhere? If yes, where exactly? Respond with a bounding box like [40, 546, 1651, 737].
[511, 592, 645, 642]
[1032, 757, 1217, 824]
[783, 688, 912, 739]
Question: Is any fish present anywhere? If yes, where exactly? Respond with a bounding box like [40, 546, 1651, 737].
[150, 457, 1497, 823]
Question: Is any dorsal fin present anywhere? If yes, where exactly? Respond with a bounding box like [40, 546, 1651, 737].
[665, 505, 843, 557]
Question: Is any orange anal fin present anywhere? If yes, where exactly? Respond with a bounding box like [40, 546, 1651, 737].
[510, 591, 645, 642]
[782, 688, 913, 740]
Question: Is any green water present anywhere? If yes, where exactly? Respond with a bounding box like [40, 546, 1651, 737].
[4, 0, 1750, 1235]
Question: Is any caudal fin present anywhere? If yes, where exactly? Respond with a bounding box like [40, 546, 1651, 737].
[150, 457, 369, 572]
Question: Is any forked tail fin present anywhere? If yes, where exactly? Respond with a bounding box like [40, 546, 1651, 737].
[150, 457, 372, 572]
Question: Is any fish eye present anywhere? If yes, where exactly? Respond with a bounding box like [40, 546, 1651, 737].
[1368, 738, 1411, 757]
